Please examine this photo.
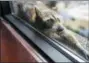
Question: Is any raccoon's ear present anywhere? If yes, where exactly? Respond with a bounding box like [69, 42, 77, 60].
[28, 7, 37, 22]
[35, 8, 43, 21]
[31, 7, 37, 22]
[35, 7, 40, 18]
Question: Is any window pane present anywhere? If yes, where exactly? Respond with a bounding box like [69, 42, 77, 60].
[11, 0, 89, 60]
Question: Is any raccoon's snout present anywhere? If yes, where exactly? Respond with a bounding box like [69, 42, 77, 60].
[57, 26, 64, 32]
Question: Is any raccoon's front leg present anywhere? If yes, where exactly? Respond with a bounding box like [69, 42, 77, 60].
[57, 28, 89, 59]
[43, 29, 58, 38]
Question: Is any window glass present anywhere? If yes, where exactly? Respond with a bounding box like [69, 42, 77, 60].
[12, 0, 89, 60]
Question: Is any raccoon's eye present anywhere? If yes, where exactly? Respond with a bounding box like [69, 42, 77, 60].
[45, 19, 54, 28]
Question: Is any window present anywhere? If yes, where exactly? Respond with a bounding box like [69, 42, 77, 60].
[10, 0, 89, 62]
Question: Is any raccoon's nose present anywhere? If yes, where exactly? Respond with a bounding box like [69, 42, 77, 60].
[57, 26, 64, 32]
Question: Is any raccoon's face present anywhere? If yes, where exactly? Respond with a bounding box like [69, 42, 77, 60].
[35, 9, 64, 31]
[38, 16, 64, 32]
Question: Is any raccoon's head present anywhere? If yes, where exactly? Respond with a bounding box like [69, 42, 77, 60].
[34, 7, 64, 31]
[35, 10, 64, 31]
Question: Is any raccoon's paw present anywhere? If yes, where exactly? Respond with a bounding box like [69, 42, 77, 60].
[83, 52, 89, 60]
